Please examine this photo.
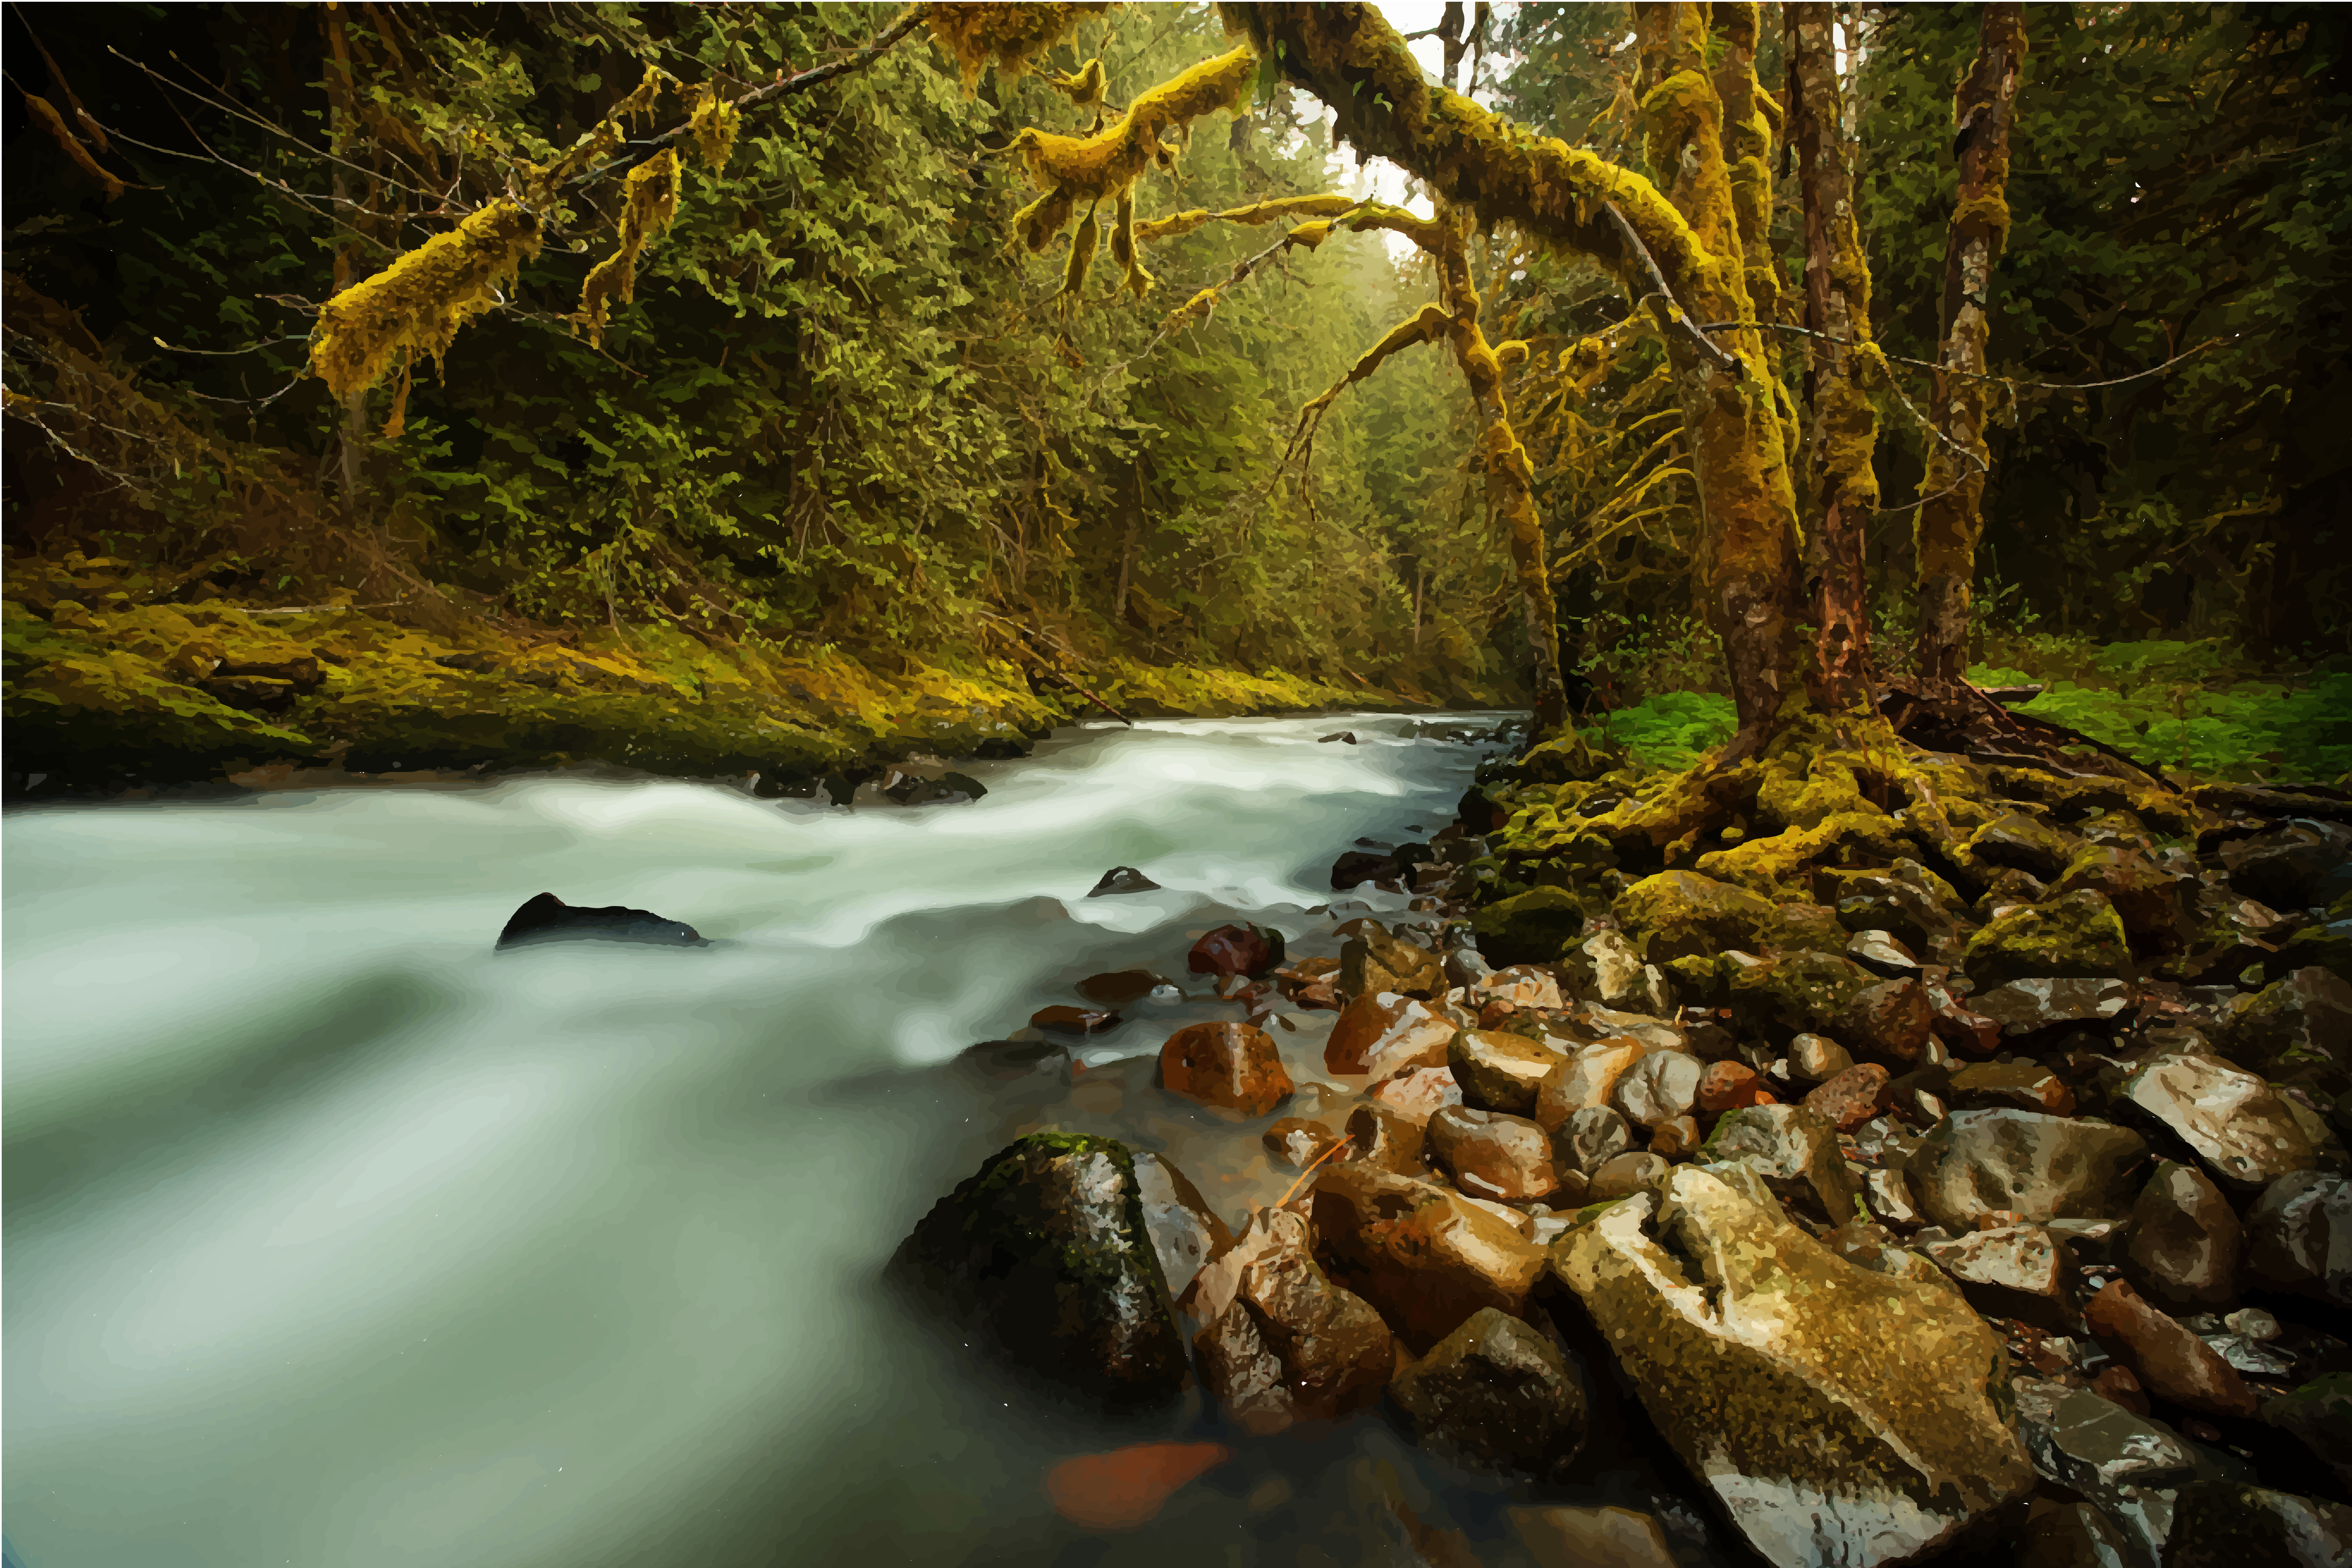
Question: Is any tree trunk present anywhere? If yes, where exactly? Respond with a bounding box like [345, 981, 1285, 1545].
[1914, 3, 2026, 687]
[1791, 2, 1882, 713]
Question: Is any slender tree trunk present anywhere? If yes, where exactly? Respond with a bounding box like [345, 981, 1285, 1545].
[1914, 3, 2026, 686]
[1791, 2, 1881, 713]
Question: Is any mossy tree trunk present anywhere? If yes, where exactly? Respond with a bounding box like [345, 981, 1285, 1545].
[1914, 3, 2026, 689]
[1790, 2, 1883, 715]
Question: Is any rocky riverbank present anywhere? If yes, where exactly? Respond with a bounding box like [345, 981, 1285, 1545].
[894, 723, 2352, 1565]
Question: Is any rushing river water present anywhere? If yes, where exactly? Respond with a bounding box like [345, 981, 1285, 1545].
[4, 713, 1723, 1568]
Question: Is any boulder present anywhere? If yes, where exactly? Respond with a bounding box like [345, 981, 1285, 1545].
[2056, 845, 2192, 946]
[1189, 1207, 1393, 1435]
[1451, 1028, 1571, 1115]
[2125, 1161, 2242, 1311]
[1963, 890, 2135, 989]
[2010, 1378, 2216, 1567]
[1470, 885, 1588, 967]
[1030, 1005, 1119, 1035]
[1789, 1032, 1855, 1084]
[905, 1132, 1190, 1405]
[1802, 1063, 1893, 1132]
[1324, 992, 1456, 1079]
[1426, 1106, 1563, 1203]
[1845, 928, 1922, 979]
[1533, 1041, 1647, 1128]
[1311, 1163, 1550, 1353]
[1968, 812, 2079, 882]
[1588, 1151, 1671, 1201]
[1319, 730, 1359, 744]
[1728, 950, 1878, 1047]
[1158, 1021, 1294, 1116]
[1390, 1307, 1588, 1477]
[1905, 1111, 2149, 1232]
[1551, 1167, 2034, 1567]
[1077, 968, 1173, 1008]
[2223, 820, 2352, 910]
[1556, 1106, 1632, 1177]
[1188, 922, 1285, 980]
[493, 891, 704, 951]
[1698, 1103, 1862, 1222]
[2082, 1280, 2260, 1419]
[1341, 1102, 1426, 1176]
[2243, 1170, 2351, 1306]
[1830, 874, 1966, 963]
[1949, 1060, 2076, 1116]
[1918, 1223, 2076, 1328]
[1612, 1049, 1704, 1130]
[1616, 870, 1790, 962]
[1369, 1065, 1464, 1127]
[1331, 849, 1402, 891]
[2159, 1481, 2352, 1568]
[1829, 977, 1937, 1069]
[1087, 866, 1161, 897]
[1969, 975, 2136, 1038]
[1132, 1149, 1232, 1304]
[2215, 968, 2352, 1095]
[2116, 1054, 2318, 1191]
[1341, 925, 1445, 1001]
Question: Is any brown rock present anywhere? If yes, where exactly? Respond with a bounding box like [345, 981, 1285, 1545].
[1918, 1222, 2077, 1329]
[1451, 1028, 1572, 1115]
[1188, 923, 1281, 980]
[2124, 1160, 2241, 1311]
[1190, 1208, 1393, 1434]
[1310, 1164, 1550, 1353]
[1369, 1065, 1464, 1127]
[1273, 955, 1342, 1011]
[1324, 992, 1455, 1079]
[1342, 1102, 1426, 1176]
[1588, 1152, 1671, 1202]
[1788, 1032, 1855, 1083]
[1948, 1060, 2076, 1116]
[1426, 1106, 1561, 1203]
[1556, 1106, 1632, 1176]
[1031, 1004, 1120, 1035]
[1508, 1506, 1680, 1568]
[1532, 1041, 1647, 1129]
[1831, 978, 1936, 1069]
[2090, 1363, 2150, 1416]
[1263, 1118, 1343, 1168]
[1927, 985, 2005, 1058]
[1076, 968, 1170, 1008]
[1697, 1060, 1770, 1113]
[2081, 1280, 2259, 1418]
[1159, 1021, 1294, 1116]
[1649, 1115, 1704, 1160]
[1340, 925, 1444, 1001]
[1390, 1308, 1588, 1477]
[1803, 1063, 1894, 1132]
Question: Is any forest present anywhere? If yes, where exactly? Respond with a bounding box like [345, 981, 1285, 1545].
[5, 5, 2352, 1568]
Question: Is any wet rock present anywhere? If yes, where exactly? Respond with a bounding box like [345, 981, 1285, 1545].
[2243, 1171, 2351, 1306]
[1612, 1049, 1703, 1130]
[1830, 872, 1968, 962]
[2058, 845, 2192, 946]
[1556, 1106, 1632, 1177]
[2261, 1378, 2352, 1497]
[2093, 1363, 2153, 1417]
[1390, 1307, 1587, 1477]
[1044, 1441, 1231, 1530]
[1451, 1028, 1570, 1115]
[1804, 1063, 1894, 1132]
[1473, 963, 1565, 1009]
[1324, 992, 1456, 1079]
[1507, 1505, 1681, 1568]
[1158, 1021, 1294, 1116]
[1087, 866, 1161, 897]
[1865, 1167, 1923, 1228]
[1906, 1110, 2149, 1231]
[1341, 925, 1445, 1001]
[906, 1132, 1190, 1405]
[2018, 1500, 2138, 1568]
[1970, 976, 2137, 1038]
[1133, 1150, 1232, 1304]
[1616, 870, 1790, 962]
[1949, 1059, 2076, 1115]
[1697, 1060, 1772, 1113]
[1263, 1118, 1344, 1168]
[1846, 928, 1921, 979]
[494, 891, 705, 950]
[2159, 1480, 2352, 1568]
[1970, 812, 2079, 882]
[1789, 1032, 1855, 1083]
[1928, 983, 2008, 1057]
[1964, 890, 2135, 989]
[1470, 885, 1588, 967]
[1031, 1004, 1119, 1035]
[1571, 1002, 1685, 1053]
[1272, 955, 1342, 1010]
[1588, 1152, 1672, 1201]
[2125, 1161, 2242, 1311]
[1552, 1167, 2034, 1567]
[1343, 1102, 1427, 1176]
[1077, 968, 1173, 1008]
[1189, 1207, 1393, 1435]
[1369, 1065, 1465, 1127]
[1188, 922, 1285, 980]
[1580, 930, 1671, 1014]
[1650, 1114, 1706, 1160]
[2011, 1378, 2213, 1565]
[1919, 1222, 2076, 1328]
[1532, 1041, 1645, 1127]
[1728, 950, 1878, 1047]
[1319, 730, 1359, 744]
[1427, 1106, 1562, 1202]
[2215, 968, 2352, 1096]
[2084, 1280, 2260, 1418]
[1311, 1163, 1550, 1353]
[1831, 977, 1937, 1069]
[2116, 1054, 2318, 1191]
[2223, 821, 2352, 911]
[1331, 849, 1403, 891]
[1978, 867, 2055, 919]
[1697, 1103, 1862, 1222]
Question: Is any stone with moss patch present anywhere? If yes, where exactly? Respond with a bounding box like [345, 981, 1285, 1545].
[1962, 890, 2132, 989]
[1470, 885, 1589, 966]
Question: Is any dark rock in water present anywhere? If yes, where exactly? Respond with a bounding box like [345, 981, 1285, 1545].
[903, 1132, 1191, 1406]
[1331, 849, 1402, 891]
[1159, 1020, 1294, 1115]
[1087, 866, 1161, 897]
[1030, 1005, 1120, 1035]
[2159, 1479, 2352, 1568]
[1076, 968, 1171, 1008]
[1319, 731, 1359, 745]
[954, 1038, 1071, 1084]
[1188, 922, 1284, 979]
[1189, 1207, 1392, 1435]
[971, 735, 1030, 760]
[495, 891, 705, 951]
[1389, 1307, 1586, 1477]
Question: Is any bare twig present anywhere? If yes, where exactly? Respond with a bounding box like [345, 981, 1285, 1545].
[1602, 202, 1744, 380]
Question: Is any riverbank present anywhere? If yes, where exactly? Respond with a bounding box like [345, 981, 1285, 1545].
[4, 552, 1512, 799]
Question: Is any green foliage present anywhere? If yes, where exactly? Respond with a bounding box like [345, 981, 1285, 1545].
[1591, 689, 1737, 774]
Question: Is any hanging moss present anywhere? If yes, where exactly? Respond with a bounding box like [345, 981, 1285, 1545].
[685, 83, 741, 175]
[1132, 192, 1357, 245]
[919, 2, 1115, 92]
[310, 201, 543, 404]
[576, 150, 681, 347]
[1048, 57, 1107, 108]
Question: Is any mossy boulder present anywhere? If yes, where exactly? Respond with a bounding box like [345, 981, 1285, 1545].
[2055, 845, 2190, 947]
[904, 1132, 1190, 1406]
[1617, 870, 1787, 962]
[2215, 967, 2352, 1097]
[1961, 889, 2132, 989]
[1727, 950, 1879, 1047]
[1962, 812, 2078, 883]
[1471, 885, 1589, 966]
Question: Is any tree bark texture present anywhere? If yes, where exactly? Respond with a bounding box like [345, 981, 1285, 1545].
[1914, 3, 2026, 686]
[1791, 1, 1882, 714]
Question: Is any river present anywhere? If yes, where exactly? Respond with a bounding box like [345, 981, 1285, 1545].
[3, 713, 1720, 1568]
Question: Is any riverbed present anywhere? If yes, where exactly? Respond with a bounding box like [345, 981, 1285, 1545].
[4, 713, 1721, 1567]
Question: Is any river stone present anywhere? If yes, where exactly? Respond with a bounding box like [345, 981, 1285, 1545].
[1311, 1164, 1549, 1354]
[1573, 1002, 1685, 1053]
[905, 1132, 1189, 1405]
[1906, 1110, 2149, 1231]
[1801, 1062, 1892, 1133]
[2262, 1378, 2352, 1498]
[2018, 1501, 2137, 1568]
[1342, 925, 1445, 1001]
[1830, 977, 1937, 1069]
[1727, 950, 1879, 1047]
[1532, 1041, 1645, 1129]
[1556, 1106, 1632, 1176]
[2243, 1170, 2351, 1306]
[1342, 1102, 1426, 1177]
[1587, 1151, 1671, 1202]
[1865, 1167, 1924, 1228]
[2084, 1280, 2259, 1419]
[1390, 1306, 1587, 1477]
[1369, 1065, 1464, 1127]
[1832, 875, 1967, 962]
[1324, 992, 1455, 1078]
[1551, 1167, 2034, 1568]
[2116, 1054, 2317, 1191]
[2010, 1377, 2212, 1567]
[1579, 929, 1671, 1014]
[1188, 922, 1284, 980]
[1700, 1103, 1862, 1222]
[1612, 1049, 1703, 1130]
[1158, 1020, 1294, 1116]
[2223, 820, 2352, 910]
[1789, 1032, 1854, 1083]
[2057, 845, 2190, 945]
[1263, 1117, 1342, 1168]
[1132, 1149, 1233, 1306]
[1950, 1059, 2077, 1116]
[1427, 1106, 1562, 1203]
[1077, 967, 1173, 1008]
[1970, 975, 2136, 1037]
[1475, 964, 1565, 1009]
[1964, 891, 2134, 989]
[1451, 1028, 1570, 1115]
[2125, 1161, 2242, 1311]
[1845, 928, 1921, 980]
[1919, 1222, 2076, 1328]
[1697, 1059, 1770, 1113]
[1471, 885, 1588, 967]
[1617, 870, 1790, 962]
[2159, 1480, 2352, 1568]
[1969, 812, 2079, 882]
[1928, 984, 2008, 1057]
[1087, 866, 1161, 896]
[2215, 967, 2352, 1095]
[493, 891, 705, 950]
[1190, 1207, 1393, 1436]
[1507, 1505, 1680, 1568]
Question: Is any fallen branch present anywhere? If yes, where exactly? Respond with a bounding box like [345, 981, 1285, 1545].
[1602, 202, 1744, 382]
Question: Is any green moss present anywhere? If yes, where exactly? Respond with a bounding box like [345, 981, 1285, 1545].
[1961, 889, 2132, 987]
[1471, 884, 1590, 965]
[1727, 949, 1876, 1044]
